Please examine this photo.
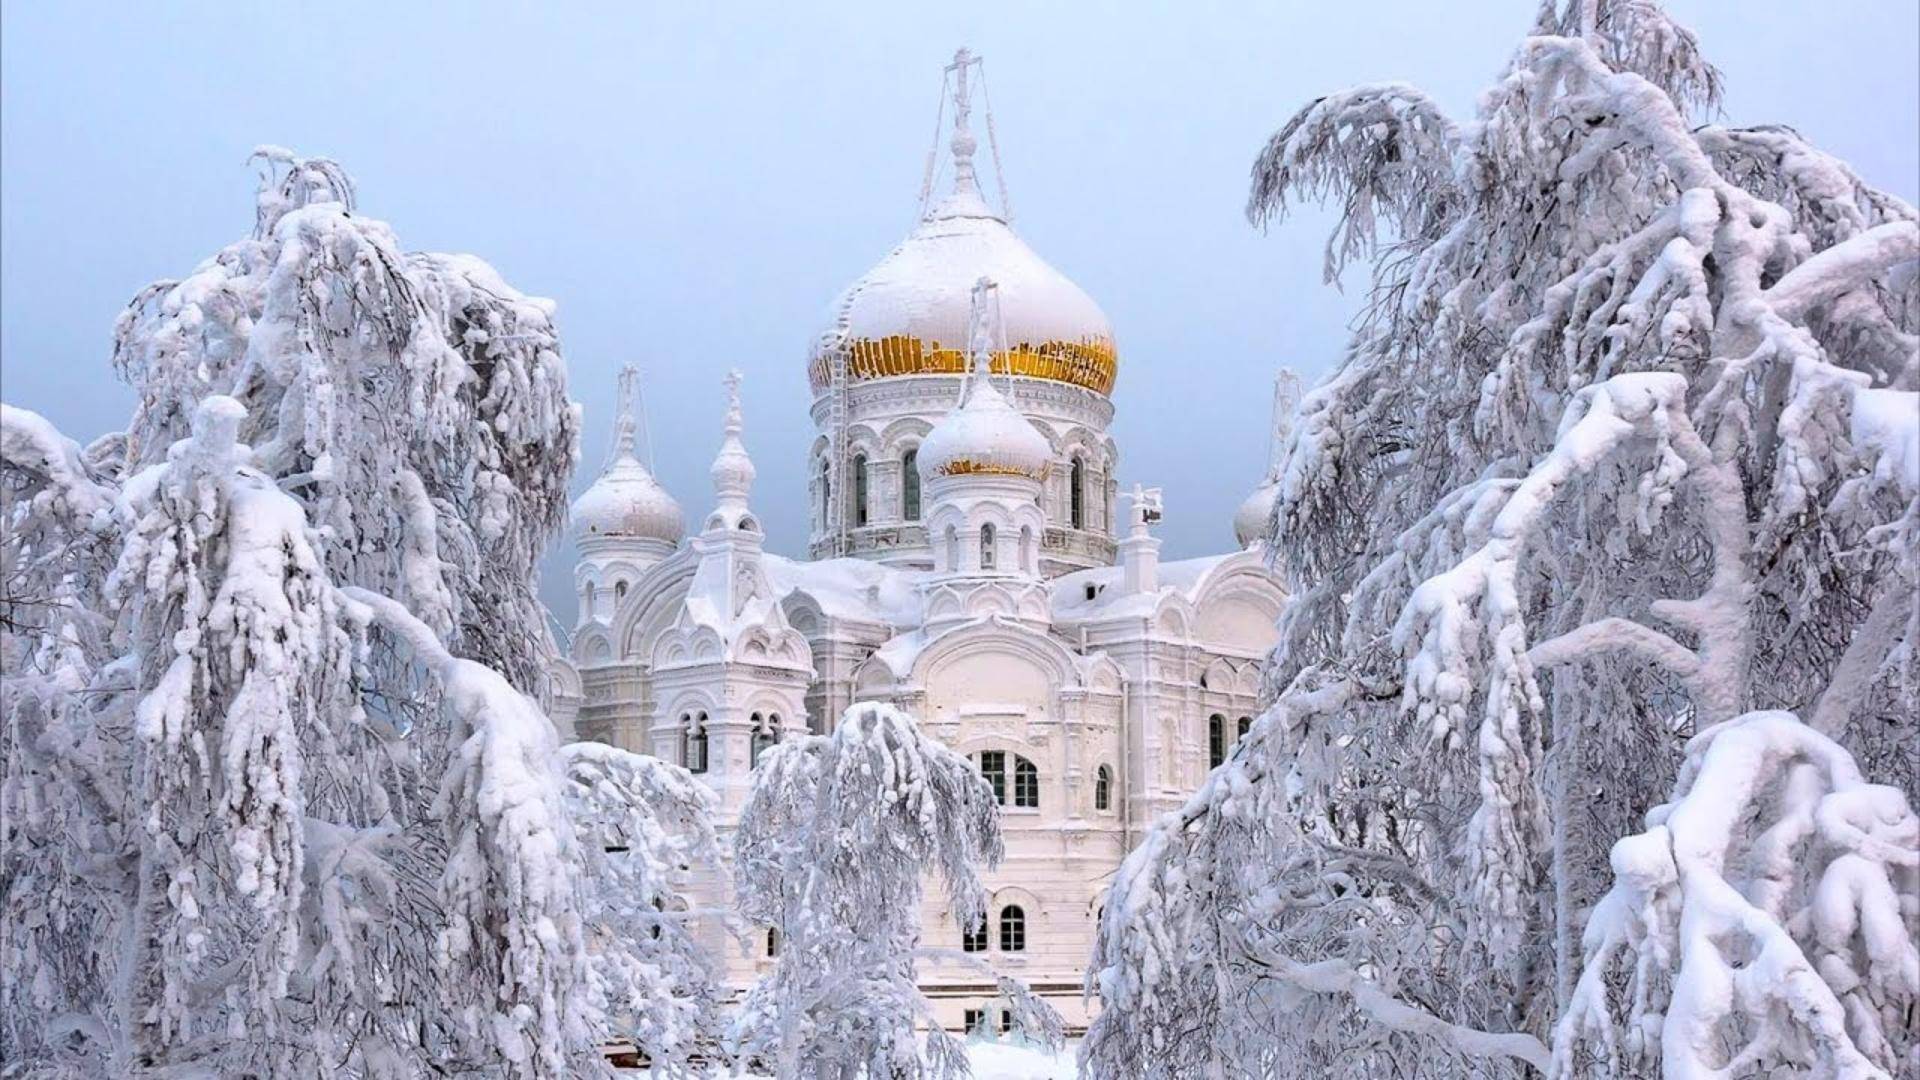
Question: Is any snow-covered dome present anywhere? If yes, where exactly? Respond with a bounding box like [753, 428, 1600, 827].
[808, 79, 1116, 400]
[1233, 478, 1278, 549]
[919, 336, 1054, 484]
[571, 454, 684, 545]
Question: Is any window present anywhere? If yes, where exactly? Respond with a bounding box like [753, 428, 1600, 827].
[1013, 757, 1039, 809]
[1020, 525, 1034, 571]
[1094, 765, 1111, 811]
[766, 928, 780, 957]
[962, 917, 989, 953]
[945, 525, 959, 570]
[819, 459, 831, 529]
[902, 449, 921, 521]
[1238, 716, 1251, 743]
[999, 905, 1026, 952]
[1208, 714, 1226, 769]
[751, 713, 781, 768]
[980, 523, 996, 569]
[978, 751, 1006, 804]
[963, 1008, 985, 1033]
[581, 583, 594, 621]
[998, 1010, 1013, 1035]
[1069, 457, 1088, 528]
[614, 580, 628, 601]
[852, 454, 869, 527]
[684, 713, 708, 774]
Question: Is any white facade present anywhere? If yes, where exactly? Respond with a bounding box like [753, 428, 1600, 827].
[559, 50, 1288, 1033]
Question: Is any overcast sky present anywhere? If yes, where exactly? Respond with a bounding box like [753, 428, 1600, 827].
[4, 0, 1915, 616]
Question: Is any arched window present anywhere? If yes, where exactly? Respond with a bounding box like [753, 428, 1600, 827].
[1013, 757, 1039, 808]
[751, 712, 782, 768]
[818, 459, 831, 530]
[1094, 765, 1111, 811]
[581, 582, 594, 621]
[1237, 716, 1251, 744]
[945, 525, 960, 570]
[902, 449, 921, 521]
[962, 917, 988, 953]
[1208, 714, 1226, 769]
[1019, 525, 1034, 571]
[980, 523, 997, 569]
[683, 713, 709, 774]
[977, 751, 1006, 803]
[1069, 457, 1086, 528]
[852, 454, 870, 527]
[999, 905, 1026, 952]
[765, 928, 780, 957]
[614, 580, 628, 602]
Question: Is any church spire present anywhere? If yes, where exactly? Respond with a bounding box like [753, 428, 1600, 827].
[605, 363, 653, 470]
[707, 369, 758, 532]
[947, 47, 981, 197]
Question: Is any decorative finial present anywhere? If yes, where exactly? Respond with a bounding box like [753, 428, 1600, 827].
[723, 369, 744, 435]
[708, 369, 757, 530]
[1265, 369, 1302, 480]
[947, 47, 980, 196]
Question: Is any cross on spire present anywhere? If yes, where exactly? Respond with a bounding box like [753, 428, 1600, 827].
[947, 47, 980, 196]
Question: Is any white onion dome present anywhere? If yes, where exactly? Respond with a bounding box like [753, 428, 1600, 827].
[571, 454, 684, 545]
[1233, 477, 1279, 549]
[809, 188, 1117, 398]
[919, 359, 1054, 484]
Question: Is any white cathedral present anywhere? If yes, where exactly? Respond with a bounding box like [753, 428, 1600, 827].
[554, 49, 1291, 1032]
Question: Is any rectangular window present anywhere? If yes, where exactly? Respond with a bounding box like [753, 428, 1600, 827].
[978, 751, 1006, 805]
[1208, 716, 1226, 769]
[963, 1009, 984, 1033]
[962, 918, 989, 953]
[998, 1010, 1013, 1035]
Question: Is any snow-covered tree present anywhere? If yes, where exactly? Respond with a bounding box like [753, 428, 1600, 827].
[1, 153, 715, 1077]
[731, 702, 1064, 1079]
[1085, 1, 1917, 1076]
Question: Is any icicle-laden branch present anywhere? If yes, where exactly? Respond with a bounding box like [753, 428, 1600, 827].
[1084, 674, 1551, 1078]
[111, 150, 579, 692]
[732, 702, 1054, 1079]
[1552, 711, 1918, 1077]
[560, 742, 726, 1072]
[342, 586, 597, 1079]
[1098, 1, 1919, 1075]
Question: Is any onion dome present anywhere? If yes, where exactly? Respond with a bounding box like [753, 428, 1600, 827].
[706, 370, 759, 532]
[571, 456, 685, 544]
[808, 50, 1116, 398]
[1234, 370, 1303, 550]
[918, 280, 1054, 483]
[1233, 478, 1279, 550]
[570, 365, 685, 545]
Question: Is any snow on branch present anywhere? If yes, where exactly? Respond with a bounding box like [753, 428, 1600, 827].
[1552, 711, 1917, 1077]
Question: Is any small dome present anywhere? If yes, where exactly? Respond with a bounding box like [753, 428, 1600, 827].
[918, 367, 1053, 483]
[571, 455, 684, 545]
[1234, 477, 1279, 549]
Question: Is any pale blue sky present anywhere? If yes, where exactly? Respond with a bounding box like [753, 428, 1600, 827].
[4, 1, 1915, 614]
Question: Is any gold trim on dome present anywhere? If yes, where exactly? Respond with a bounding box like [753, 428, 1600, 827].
[809, 334, 1117, 395]
[934, 459, 1051, 479]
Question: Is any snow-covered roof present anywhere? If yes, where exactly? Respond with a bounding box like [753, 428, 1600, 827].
[1049, 554, 1238, 621]
[918, 346, 1054, 483]
[764, 555, 923, 627]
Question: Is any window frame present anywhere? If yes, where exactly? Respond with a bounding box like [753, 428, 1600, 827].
[1208, 713, 1226, 769]
[852, 453, 870, 527]
[998, 904, 1026, 952]
[901, 448, 921, 521]
[1012, 756, 1039, 809]
[1094, 764, 1111, 812]
[977, 750, 1006, 804]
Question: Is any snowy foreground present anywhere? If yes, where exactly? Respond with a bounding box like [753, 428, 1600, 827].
[626, 1040, 1079, 1080]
